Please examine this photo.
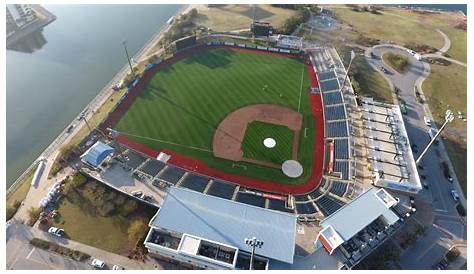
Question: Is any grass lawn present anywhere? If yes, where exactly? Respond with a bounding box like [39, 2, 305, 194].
[192, 4, 298, 32]
[443, 27, 467, 63]
[336, 44, 393, 103]
[54, 180, 156, 255]
[6, 163, 36, 220]
[383, 52, 409, 74]
[422, 63, 466, 195]
[115, 48, 314, 185]
[331, 7, 444, 50]
[241, 121, 294, 164]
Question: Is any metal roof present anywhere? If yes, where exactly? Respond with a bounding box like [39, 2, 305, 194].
[151, 187, 297, 264]
[80, 141, 114, 167]
[320, 188, 399, 242]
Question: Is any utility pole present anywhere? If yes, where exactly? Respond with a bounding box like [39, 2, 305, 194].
[80, 116, 92, 133]
[416, 110, 455, 165]
[339, 50, 356, 94]
[122, 40, 135, 77]
[244, 237, 264, 270]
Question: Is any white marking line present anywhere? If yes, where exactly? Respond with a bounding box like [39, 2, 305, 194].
[119, 132, 212, 153]
[26, 247, 35, 260]
[297, 66, 305, 112]
[304, 128, 308, 137]
[232, 163, 247, 170]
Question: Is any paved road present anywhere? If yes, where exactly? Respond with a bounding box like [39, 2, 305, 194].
[364, 45, 466, 269]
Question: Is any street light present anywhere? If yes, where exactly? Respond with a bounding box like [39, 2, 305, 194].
[122, 40, 135, 77]
[244, 237, 264, 270]
[415, 109, 455, 165]
[339, 50, 356, 94]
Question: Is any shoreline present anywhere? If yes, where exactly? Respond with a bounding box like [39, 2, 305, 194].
[7, 4, 189, 192]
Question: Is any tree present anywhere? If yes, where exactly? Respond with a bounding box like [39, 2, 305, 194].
[27, 207, 42, 226]
[128, 219, 148, 241]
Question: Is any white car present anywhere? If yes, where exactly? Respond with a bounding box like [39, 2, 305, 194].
[451, 190, 459, 201]
[48, 227, 65, 237]
[91, 258, 106, 269]
[112, 265, 125, 270]
[424, 116, 432, 126]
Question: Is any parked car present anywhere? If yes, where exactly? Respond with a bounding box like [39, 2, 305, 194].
[91, 259, 106, 269]
[451, 190, 460, 201]
[131, 191, 143, 198]
[48, 227, 65, 237]
[112, 265, 125, 270]
[423, 116, 432, 126]
[140, 193, 153, 201]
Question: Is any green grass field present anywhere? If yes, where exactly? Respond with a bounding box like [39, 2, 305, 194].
[115, 48, 314, 185]
[241, 121, 294, 164]
[383, 52, 409, 74]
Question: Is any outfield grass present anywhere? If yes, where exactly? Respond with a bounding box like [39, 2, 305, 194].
[422, 63, 466, 195]
[241, 121, 294, 164]
[383, 52, 409, 74]
[115, 48, 314, 184]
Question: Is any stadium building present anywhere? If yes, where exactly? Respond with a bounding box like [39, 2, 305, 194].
[144, 187, 296, 270]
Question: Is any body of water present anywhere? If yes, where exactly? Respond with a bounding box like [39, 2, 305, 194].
[389, 4, 467, 14]
[6, 5, 182, 188]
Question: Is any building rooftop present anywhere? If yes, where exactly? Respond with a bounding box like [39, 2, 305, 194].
[80, 141, 114, 167]
[150, 187, 297, 264]
[318, 188, 399, 253]
[361, 98, 422, 193]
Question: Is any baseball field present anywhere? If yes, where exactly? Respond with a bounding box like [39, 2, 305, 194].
[114, 47, 315, 185]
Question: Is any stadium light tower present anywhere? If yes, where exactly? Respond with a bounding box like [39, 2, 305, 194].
[244, 237, 264, 270]
[122, 40, 135, 77]
[416, 110, 455, 165]
[339, 50, 356, 94]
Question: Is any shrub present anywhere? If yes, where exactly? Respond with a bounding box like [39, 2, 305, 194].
[6, 200, 22, 221]
[119, 199, 138, 217]
[128, 219, 148, 241]
[27, 207, 42, 226]
[30, 238, 50, 249]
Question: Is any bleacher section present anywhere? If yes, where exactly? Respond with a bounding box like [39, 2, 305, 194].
[334, 161, 350, 180]
[268, 199, 293, 213]
[316, 195, 345, 216]
[334, 139, 349, 159]
[295, 202, 318, 215]
[139, 159, 166, 177]
[322, 92, 344, 105]
[308, 188, 322, 200]
[180, 173, 210, 193]
[329, 181, 348, 197]
[206, 180, 236, 200]
[235, 192, 266, 208]
[157, 166, 186, 185]
[124, 150, 146, 169]
[325, 105, 346, 120]
[327, 121, 349, 137]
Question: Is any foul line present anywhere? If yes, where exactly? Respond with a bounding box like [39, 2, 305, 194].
[119, 132, 212, 153]
[297, 65, 305, 112]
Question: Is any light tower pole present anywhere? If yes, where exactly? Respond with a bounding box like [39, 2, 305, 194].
[339, 50, 356, 94]
[122, 40, 135, 77]
[416, 110, 455, 165]
[244, 237, 264, 270]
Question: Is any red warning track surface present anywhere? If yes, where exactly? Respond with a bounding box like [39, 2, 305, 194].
[109, 46, 324, 195]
